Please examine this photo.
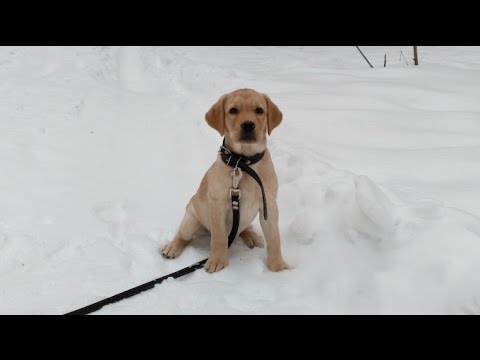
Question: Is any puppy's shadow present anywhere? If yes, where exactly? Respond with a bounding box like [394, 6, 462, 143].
[189, 234, 211, 253]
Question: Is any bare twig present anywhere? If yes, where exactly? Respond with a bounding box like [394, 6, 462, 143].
[400, 50, 409, 65]
[413, 46, 419, 65]
[355, 46, 374, 68]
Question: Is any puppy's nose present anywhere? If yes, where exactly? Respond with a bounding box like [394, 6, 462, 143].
[241, 121, 255, 133]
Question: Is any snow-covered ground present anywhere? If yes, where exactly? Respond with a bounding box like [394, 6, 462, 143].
[1, 46, 480, 314]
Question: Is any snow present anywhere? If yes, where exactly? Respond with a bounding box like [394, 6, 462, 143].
[1, 46, 480, 314]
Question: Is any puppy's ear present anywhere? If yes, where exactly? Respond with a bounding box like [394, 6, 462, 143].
[205, 95, 227, 136]
[264, 94, 283, 135]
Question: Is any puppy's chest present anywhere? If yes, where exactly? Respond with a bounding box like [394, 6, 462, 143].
[236, 175, 262, 218]
[238, 175, 261, 200]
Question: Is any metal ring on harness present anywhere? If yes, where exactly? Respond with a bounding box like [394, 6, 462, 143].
[234, 156, 242, 169]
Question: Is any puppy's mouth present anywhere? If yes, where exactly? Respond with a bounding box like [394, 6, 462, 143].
[239, 133, 257, 143]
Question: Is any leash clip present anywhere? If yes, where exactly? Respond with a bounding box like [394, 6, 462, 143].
[231, 167, 243, 189]
[230, 166, 242, 202]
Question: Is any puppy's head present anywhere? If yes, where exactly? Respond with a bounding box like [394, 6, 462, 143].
[205, 89, 282, 155]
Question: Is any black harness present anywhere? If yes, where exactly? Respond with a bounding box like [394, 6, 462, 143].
[65, 139, 268, 315]
[219, 139, 268, 221]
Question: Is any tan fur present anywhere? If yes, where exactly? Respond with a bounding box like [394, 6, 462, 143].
[161, 89, 288, 273]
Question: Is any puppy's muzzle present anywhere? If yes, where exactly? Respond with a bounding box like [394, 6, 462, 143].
[240, 121, 256, 141]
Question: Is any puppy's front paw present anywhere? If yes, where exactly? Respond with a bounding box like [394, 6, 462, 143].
[160, 238, 187, 259]
[204, 255, 228, 273]
[267, 257, 288, 272]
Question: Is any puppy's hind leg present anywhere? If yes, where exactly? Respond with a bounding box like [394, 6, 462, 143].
[161, 206, 203, 259]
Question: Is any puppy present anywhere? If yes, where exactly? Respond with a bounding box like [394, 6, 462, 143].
[161, 88, 288, 273]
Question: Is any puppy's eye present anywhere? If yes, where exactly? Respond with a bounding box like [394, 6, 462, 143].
[255, 107, 264, 114]
[229, 107, 239, 115]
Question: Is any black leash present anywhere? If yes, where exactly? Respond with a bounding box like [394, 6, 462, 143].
[65, 140, 266, 315]
[66, 211, 238, 315]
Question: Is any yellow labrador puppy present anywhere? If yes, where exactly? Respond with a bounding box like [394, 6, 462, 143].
[161, 89, 288, 273]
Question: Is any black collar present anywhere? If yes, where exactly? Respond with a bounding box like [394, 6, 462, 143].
[218, 139, 265, 167]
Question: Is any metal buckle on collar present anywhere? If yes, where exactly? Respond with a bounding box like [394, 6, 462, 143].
[219, 145, 231, 155]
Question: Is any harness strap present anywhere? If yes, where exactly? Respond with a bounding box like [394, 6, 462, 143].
[236, 162, 268, 220]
